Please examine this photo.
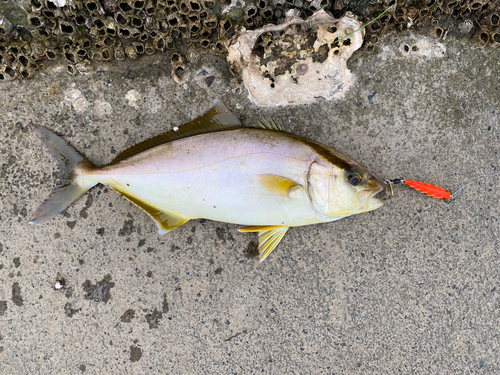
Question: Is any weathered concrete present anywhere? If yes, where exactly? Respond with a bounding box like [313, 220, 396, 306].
[0, 33, 499, 374]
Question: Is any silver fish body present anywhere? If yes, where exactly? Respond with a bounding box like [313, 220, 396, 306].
[30, 101, 384, 260]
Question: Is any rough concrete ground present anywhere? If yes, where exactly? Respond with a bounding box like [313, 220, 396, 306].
[0, 33, 499, 374]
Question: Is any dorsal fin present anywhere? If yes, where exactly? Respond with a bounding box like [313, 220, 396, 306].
[110, 100, 242, 165]
[253, 117, 285, 132]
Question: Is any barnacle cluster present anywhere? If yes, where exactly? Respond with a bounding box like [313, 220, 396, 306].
[362, 0, 500, 51]
[0, 0, 499, 81]
[0, 0, 238, 81]
[0, 0, 339, 81]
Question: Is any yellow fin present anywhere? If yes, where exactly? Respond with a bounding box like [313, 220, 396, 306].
[238, 225, 285, 233]
[256, 174, 302, 198]
[110, 100, 242, 165]
[114, 188, 189, 234]
[238, 225, 289, 261]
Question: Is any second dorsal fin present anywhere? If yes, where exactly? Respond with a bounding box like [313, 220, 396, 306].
[110, 100, 242, 165]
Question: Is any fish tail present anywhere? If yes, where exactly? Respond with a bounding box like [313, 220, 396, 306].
[29, 124, 98, 224]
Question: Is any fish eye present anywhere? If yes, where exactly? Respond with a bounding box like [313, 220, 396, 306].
[348, 172, 363, 186]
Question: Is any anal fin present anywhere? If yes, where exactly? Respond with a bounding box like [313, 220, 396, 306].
[238, 225, 289, 261]
[115, 189, 189, 234]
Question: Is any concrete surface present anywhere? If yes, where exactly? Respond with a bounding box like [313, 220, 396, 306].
[0, 33, 499, 374]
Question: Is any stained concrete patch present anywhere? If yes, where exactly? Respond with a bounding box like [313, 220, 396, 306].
[244, 240, 259, 258]
[162, 293, 169, 314]
[13, 257, 20, 268]
[79, 364, 86, 372]
[118, 220, 136, 236]
[215, 227, 234, 244]
[64, 302, 79, 318]
[0, 301, 7, 316]
[11, 282, 23, 307]
[82, 274, 115, 303]
[120, 309, 135, 323]
[64, 287, 74, 298]
[85, 194, 94, 209]
[79, 208, 88, 219]
[129, 346, 142, 362]
[54, 275, 73, 298]
[145, 308, 162, 329]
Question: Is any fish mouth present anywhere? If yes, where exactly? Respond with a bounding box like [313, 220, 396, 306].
[358, 185, 385, 212]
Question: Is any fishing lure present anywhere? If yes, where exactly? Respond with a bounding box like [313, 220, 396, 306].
[385, 179, 451, 200]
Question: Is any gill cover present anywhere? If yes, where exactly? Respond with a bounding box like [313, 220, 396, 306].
[306, 160, 382, 219]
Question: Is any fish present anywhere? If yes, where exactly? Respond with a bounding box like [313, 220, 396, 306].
[29, 101, 384, 261]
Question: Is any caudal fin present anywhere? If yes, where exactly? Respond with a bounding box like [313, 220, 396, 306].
[29, 124, 97, 224]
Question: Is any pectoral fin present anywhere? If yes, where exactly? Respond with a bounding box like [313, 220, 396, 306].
[256, 174, 302, 198]
[238, 225, 289, 261]
[114, 188, 189, 234]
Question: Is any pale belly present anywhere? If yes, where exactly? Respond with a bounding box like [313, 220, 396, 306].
[89, 129, 332, 226]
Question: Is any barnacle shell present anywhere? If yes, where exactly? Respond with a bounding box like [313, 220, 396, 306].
[144, 42, 155, 54]
[172, 63, 189, 84]
[75, 59, 94, 74]
[200, 38, 210, 48]
[46, 49, 60, 59]
[472, 30, 490, 46]
[153, 36, 165, 51]
[133, 41, 144, 54]
[118, 0, 134, 13]
[125, 44, 137, 59]
[170, 51, 183, 64]
[17, 54, 32, 68]
[458, 19, 474, 34]
[2, 66, 18, 80]
[114, 46, 125, 59]
[91, 49, 103, 62]
[227, 10, 365, 107]
[490, 32, 500, 47]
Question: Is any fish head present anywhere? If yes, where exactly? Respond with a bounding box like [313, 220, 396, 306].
[307, 152, 384, 219]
